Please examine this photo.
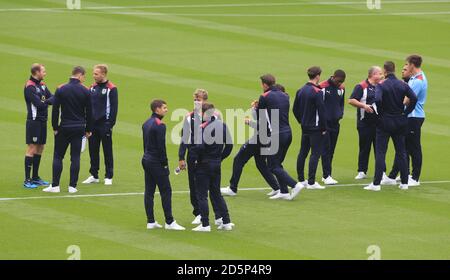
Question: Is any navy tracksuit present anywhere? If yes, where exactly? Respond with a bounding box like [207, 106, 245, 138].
[373, 74, 417, 185]
[179, 111, 220, 219]
[258, 86, 297, 194]
[350, 79, 379, 173]
[24, 76, 54, 145]
[51, 78, 93, 188]
[319, 79, 345, 178]
[142, 113, 174, 225]
[23, 76, 54, 182]
[88, 81, 118, 179]
[191, 117, 233, 227]
[293, 82, 327, 185]
[228, 108, 279, 193]
[388, 118, 425, 180]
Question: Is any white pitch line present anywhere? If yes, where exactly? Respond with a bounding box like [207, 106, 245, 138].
[102, 11, 450, 17]
[0, 180, 449, 202]
[1, 0, 450, 12]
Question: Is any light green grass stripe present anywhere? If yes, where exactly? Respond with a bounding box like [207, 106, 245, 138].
[107, 10, 450, 69]
[0, 201, 243, 259]
[0, 43, 256, 99]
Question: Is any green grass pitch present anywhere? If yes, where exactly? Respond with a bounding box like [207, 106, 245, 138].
[0, 0, 449, 259]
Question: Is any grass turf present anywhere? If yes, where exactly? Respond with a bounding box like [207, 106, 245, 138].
[0, 0, 449, 259]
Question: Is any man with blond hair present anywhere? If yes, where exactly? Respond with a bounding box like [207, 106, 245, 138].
[83, 64, 118, 186]
[179, 89, 222, 226]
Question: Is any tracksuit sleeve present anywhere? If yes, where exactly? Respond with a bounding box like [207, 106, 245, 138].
[44, 87, 54, 105]
[142, 126, 147, 153]
[349, 85, 363, 101]
[51, 89, 60, 130]
[25, 86, 48, 110]
[315, 90, 327, 131]
[293, 91, 301, 124]
[248, 120, 257, 129]
[375, 84, 383, 107]
[109, 87, 118, 127]
[340, 88, 345, 118]
[257, 95, 269, 131]
[221, 123, 233, 161]
[157, 125, 168, 166]
[404, 84, 418, 115]
[85, 91, 93, 133]
[178, 116, 189, 161]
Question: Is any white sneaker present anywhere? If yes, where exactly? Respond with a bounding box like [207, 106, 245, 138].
[408, 177, 420, 187]
[355, 172, 367, 180]
[399, 184, 409, 190]
[43, 185, 60, 193]
[165, 221, 185, 231]
[192, 224, 211, 232]
[381, 173, 397, 185]
[147, 222, 162, 229]
[266, 189, 279, 196]
[364, 183, 381, 191]
[104, 178, 113, 186]
[322, 176, 338, 185]
[215, 218, 223, 226]
[82, 176, 99, 184]
[269, 192, 291, 200]
[307, 182, 325, 190]
[191, 215, 201, 225]
[68, 186, 78, 194]
[290, 182, 305, 200]
[220, 187, 236, 196]
[395, 176, 401, 182]
[218, 223, 234, 231]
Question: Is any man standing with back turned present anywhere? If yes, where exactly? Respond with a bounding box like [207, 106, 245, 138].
[258, 74, 304, 200]
[384, 55, 427, 187]
[43, 66, 93, 194]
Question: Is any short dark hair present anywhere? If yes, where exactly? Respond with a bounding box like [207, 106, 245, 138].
[260, 74, 276, 87]
[384, 61, 395, 74]
[150, 99, 166, 112]
[307, 66, 322, 79]
[406, 54, 422, 68]
[274, 83, 286, 92]
[333, 69, 346, 80]
[201, 102, 215, 114]
[72, 66, 86, 76]
[31, 63, 44, 75]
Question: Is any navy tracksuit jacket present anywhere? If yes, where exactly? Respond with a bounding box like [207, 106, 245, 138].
[349, 79, 379, 173]
[258, 86, 297, 194]
[88, 81, 118, 179]
[293, 82, 327, 185]
[179, 111, 221, 219]
[373, 74, 417, 185]
[190, 117, 233, 227]
[142, 113, 174, 225]
[319, 79, 345, 178]
[51, 78, 93, 188]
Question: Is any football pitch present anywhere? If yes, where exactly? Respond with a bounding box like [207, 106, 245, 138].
[0, 0, 449, 260]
